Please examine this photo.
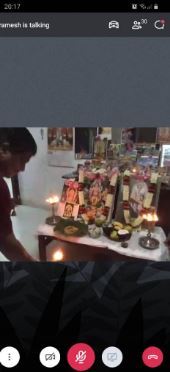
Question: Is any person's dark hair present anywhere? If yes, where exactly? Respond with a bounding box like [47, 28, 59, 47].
[0, 128, 37, 155]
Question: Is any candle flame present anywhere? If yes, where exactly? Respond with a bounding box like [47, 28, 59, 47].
[143, 212, 158, 222]
[53, 250, 64, 261]
[46, 195, 59, 204]
[153, 213, 158, 222]
[147, 213, 153, 222]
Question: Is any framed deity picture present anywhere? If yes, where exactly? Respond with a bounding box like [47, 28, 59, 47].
[115, 172, 161, 226]
[129, 178, 149, 217]
[63, 203, 74, 218]
[60, 180, 79, 204]
[78, 166, 119, 223]
[57, 201, 79, 219]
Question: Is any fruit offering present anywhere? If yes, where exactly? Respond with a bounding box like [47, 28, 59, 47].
[103, 220, 132, 241]
[117, 229, 130, 240]
[95, 215, 106, 227]
[112, 221, 124, 230]
[110, 230, 119, 241]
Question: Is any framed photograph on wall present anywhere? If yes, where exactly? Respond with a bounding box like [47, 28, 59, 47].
[136, 127, 157, 144]
[48, 128, 73, 151]
[121, 128, 137, 151]
[157, 127, 170, 144]
[74, 127, 97, 159]
[48, 128, 74, 167]
[98, 127, 112, 140]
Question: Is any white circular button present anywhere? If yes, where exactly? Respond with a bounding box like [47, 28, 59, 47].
[39, 347, 60, 368]
[0, 347, 20, 368]
[102, 347, 123, 368]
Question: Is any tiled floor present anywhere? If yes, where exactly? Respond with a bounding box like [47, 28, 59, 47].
[0, 205, 49, 261]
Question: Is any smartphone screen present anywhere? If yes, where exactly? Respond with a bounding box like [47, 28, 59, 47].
[0, 1, 170, 370]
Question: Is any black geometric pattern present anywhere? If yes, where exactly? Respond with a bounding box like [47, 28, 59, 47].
[0, 261, 170, 370]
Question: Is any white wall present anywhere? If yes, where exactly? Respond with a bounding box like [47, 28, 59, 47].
[19, 128, 83, 209]
[19, 127, 121, 209]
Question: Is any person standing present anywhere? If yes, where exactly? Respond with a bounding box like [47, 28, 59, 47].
[0, 128, 37, 261]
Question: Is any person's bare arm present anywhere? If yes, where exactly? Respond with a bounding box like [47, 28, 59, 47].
[0, 232, 37, 261]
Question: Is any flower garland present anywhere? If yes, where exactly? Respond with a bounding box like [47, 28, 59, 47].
[122, 170, 159, 227]
[65, 180, 79, 189]
[103, 169, 119, 220]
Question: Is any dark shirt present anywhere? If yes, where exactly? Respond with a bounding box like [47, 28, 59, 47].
[0, 177, 12, 242]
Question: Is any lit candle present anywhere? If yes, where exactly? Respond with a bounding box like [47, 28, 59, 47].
[147, 213, 153, 222]
[143, 212, 158, 222]
[143, 211, 158, 233]
[46, 195, 59, 204]
[53, 250, 64, 261]
[153, 213, 158, 222]
[132, 168, 137, 173]
[45, 195, 59, 225]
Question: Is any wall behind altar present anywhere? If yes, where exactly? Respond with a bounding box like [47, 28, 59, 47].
[19, 126, 157, 208]
[18, 128, 84, 209]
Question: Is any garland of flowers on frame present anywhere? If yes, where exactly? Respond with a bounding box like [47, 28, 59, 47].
[122, 170, 159, 227]
[77, 167, 119, 222]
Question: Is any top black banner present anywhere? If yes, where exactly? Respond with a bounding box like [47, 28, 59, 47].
[0, 0, 169, 13]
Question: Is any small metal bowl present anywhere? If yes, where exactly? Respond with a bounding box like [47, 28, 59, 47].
[103, 224, 113, 237]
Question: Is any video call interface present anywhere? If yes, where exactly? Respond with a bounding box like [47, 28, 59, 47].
[0, 0, 170, 369]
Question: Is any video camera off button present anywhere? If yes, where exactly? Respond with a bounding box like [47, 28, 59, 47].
[39, 347, 60, 368]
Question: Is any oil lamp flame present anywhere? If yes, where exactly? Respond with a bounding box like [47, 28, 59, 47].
[46, 195, 59, 204]
[143, 212, 158, 223]
[45, 195, 60, 225]
[53, 250, 64, 261]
